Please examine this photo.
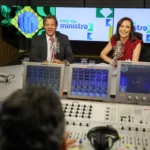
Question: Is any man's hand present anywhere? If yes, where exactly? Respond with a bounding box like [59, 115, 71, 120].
[43, 59, 67, 64]
[43, 60, 49, 63]
[64, 131, 77, 147]
[53, 59, 62, 64]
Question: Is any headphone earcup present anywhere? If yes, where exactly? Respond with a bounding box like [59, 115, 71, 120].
[87, 126, 119, 150]
[100, 134, 106, 150]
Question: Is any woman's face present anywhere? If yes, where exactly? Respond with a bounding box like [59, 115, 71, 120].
[119, 20, 131, 39]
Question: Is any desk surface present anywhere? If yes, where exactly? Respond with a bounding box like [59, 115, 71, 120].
[0, 65, 23, 101]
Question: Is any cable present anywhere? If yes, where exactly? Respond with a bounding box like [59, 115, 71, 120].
[0, 73, 15, 82]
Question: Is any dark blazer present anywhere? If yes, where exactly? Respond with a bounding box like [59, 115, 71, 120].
[29, 31, 74, 63]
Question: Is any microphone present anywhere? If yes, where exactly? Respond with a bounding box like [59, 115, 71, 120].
[110, 41, 123, 66]
[51, 37, 60, 59]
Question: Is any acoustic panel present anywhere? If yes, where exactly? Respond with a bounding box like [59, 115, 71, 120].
[85, 0, 144, 8]
[146, 0, 150, 7]
[30, 0, 84, 6]
[0, 0, 29, 5]
[0, 0, 16, 5]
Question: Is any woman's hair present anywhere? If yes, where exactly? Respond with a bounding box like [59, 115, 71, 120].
[114, 17, 137, 41]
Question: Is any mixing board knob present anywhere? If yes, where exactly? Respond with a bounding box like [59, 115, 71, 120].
[86, 123, 89, 127]
[139, 120, 143, 124]
[79, 123, 82, 126]
[135, 96, 139, 100]
[135, 127, 138, 131]
[128, 127, 131, 131]
[73, 122, 75, 125]
[128, 96, 132, 100]
[125, 144, 130, 148]
[143, 97, 146, 101]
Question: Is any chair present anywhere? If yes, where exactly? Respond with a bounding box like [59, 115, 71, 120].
[139, 46, 150, 62]
[134, 32, 150, 62]
[134, 32, 143, 40]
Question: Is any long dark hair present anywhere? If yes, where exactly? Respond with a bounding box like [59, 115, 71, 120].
[114, 17, 137, 41]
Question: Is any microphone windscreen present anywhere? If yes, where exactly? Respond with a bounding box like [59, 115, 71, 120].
[116, 41, 122, 48]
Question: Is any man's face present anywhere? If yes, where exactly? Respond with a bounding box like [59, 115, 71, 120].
[44, 18, 57, 37]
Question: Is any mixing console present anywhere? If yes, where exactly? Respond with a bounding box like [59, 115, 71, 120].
[62, 99, 150, 150]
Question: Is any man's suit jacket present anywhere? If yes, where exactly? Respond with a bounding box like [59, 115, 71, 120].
[29, 31, 74, 63]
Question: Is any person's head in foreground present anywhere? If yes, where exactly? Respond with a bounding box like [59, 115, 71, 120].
[0, 86, 66, 150]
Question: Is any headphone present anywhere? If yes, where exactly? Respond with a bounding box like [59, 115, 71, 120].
[87, 126, 119, 150]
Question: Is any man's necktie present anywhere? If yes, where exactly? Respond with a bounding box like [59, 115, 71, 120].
[49, 37, 55, 62]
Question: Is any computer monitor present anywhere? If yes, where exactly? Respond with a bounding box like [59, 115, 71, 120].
[67, 64, 112, 101]
[116, 61, 150, 104]
[23, 62, 65, 97]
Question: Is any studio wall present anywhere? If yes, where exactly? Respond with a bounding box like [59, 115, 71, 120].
[0, 0, 150, 66]
[146, 0, 150, 7]
[84, 0, 144, 8]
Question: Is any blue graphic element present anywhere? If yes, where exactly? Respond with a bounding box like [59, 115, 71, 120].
[106, 19, 111, 26]
[146, 34, 150, 42]
[134, 25, 148, 31]
[87, 32, 92, 40]
[18, 12, 38, 34]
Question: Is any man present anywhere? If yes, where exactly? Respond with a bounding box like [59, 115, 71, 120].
[0, 86, 76, 150]
[29, 15, 74, 64]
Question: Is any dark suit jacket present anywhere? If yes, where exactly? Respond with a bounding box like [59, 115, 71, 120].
[29, 31, 74, 63]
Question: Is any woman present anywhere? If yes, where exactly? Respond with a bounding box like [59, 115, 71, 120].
[100, 17, 142, 65]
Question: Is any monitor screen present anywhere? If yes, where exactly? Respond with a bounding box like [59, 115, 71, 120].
[116, 61, 150, 103]
[113, 8, 150, 43]
[68, 64, 112, 101]
[23, 62, 65, 96]
[56, 7, 114, 41]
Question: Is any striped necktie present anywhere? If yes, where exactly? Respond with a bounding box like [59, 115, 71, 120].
[49, 37, 55, 62]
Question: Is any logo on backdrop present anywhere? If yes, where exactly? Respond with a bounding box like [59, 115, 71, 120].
[96, 8, 114, 27]
[96, 8, 114, 40]
[59, 20, 94, 40]
[134, 22, 150, 43]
